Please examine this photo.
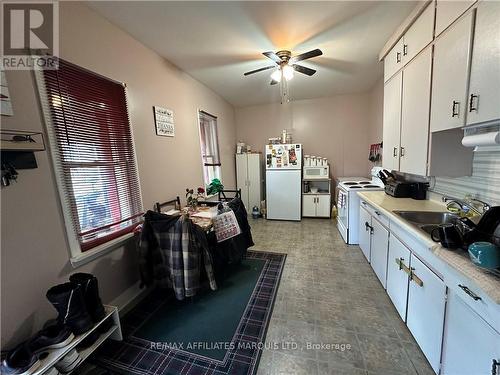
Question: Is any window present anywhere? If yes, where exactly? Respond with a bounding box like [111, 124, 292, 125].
[198, 110, 221, 187]
[40, 59, 142, 255]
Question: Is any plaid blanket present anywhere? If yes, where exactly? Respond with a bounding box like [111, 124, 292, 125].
[138, 211, 217, 300]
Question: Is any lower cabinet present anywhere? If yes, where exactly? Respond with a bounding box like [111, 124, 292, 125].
[302, 194, 331, 217]
[370, 218, 390, 288]
[358, 200, 498, 375]
[406, 256, 446, 374]
[441, 290, 500, 375]
[386, 235, 411, 321]
[359, 206, 372, 261]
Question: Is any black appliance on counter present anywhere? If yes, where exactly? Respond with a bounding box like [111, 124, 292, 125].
[384, 181, 413, 198]
[462, 206, 500, 248]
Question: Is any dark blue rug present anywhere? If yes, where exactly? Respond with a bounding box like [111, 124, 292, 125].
[90, 250, 285, 375]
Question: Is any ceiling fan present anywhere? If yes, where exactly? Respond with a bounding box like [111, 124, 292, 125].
[244, 49, 323, 85]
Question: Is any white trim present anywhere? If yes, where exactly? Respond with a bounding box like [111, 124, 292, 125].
[33, 64, 143, 266]
[69, 232, 134, 268]
[109, 281, 150, 316]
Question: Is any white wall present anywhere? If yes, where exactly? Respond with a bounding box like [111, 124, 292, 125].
[432, 150, 500, 205]
[1, 1, 236, 348]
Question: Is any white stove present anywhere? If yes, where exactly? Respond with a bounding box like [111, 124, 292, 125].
[337, 168, 385, 244]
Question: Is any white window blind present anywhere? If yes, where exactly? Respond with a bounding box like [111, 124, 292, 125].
[198, 110, 221, 186]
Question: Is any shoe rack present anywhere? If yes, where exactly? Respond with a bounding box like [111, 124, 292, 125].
[32, 305, 122, 375]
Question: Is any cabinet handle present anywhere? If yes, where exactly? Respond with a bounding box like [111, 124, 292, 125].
[396, 52, 401, 63]
[492, 359, 499, 375]
[469, 94, 478, 112]
[458, 284, 482, 301]
[451, 100, 460, 118]
[410, 267, 424, 287]
[365, 222, 373, 234]
[395, 258, 411, 275]
[403, 44, 408, 56]
[393, 146, 398, 157]
[361, 201, 367, 206]
[400, 146, 405, 157]
[374, 210, 381, 216]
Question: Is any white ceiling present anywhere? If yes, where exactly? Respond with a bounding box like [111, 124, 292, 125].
[88, 1, 416, 107]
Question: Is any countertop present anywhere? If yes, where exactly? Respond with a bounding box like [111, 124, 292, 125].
[357, 191, 500, 304]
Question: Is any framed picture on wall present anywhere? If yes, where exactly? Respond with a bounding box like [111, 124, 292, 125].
[153, 106, 174, 137]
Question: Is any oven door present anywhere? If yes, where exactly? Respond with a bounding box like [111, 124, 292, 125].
[337, 188, 349, 237]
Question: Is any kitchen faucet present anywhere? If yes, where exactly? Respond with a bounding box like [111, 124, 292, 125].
[442, 195, 491, 216]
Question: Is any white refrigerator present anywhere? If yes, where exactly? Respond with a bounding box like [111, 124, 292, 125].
[265, 143, 302, 221]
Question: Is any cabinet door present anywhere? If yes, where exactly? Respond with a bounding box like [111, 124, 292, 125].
[435, 0, 475, 37]
[402, 3, 435, 64]
[386, 235, 411, 321]
[382, 72, 402, 171]
[236, 154, 249, 208]
[441, 290, 500, 375]
[358, 206, 372, 261]
[247, 153, 262, 210]
[431, 12, 474, 132]
[370, 218, 390, 288]
[316, 195, 331, 217]
[407, 256, 446, 373]
[384, 38, 404, 82]
[400, 47, 432, 176]
[302, 195, 316, 217]
[467, 1, 500, 125]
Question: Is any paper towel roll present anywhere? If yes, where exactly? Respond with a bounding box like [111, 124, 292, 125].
[462, 131, 500, 147]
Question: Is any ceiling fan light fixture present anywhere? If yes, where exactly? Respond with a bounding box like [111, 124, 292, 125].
[282, 65, 294, 81]
[270, 69, 282, 83]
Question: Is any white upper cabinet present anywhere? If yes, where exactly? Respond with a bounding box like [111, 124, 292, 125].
[435, 0, 476, 37]
[467, 1, 500, 125]
[402, 3, 435, 65]
[384, 38, 404, 82]
[431, 12, 474, 132]
[382, 72, 402, 171]
[400, 47, 432, 176]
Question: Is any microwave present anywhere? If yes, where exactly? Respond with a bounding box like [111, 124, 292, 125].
[303, 166, 329, 179]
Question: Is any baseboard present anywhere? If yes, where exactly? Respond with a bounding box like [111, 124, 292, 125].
[109, 281, 152, 316]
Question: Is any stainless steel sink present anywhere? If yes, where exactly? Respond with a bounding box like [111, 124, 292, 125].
[394, 211, 460, 225]
[393, 211, 461, 237]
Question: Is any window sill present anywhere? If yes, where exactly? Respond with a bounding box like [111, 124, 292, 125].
[70, 232, 135, 268]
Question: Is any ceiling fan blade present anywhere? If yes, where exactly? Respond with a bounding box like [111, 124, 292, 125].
[270, 79, 279, 85]
[293, 64, 316, 76]
[243, 65, 276, 76]
[262, 51, 282, 64]
[290, 49, 323, 64]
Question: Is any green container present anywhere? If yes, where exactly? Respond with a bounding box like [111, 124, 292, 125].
[468, 242, 500, 269]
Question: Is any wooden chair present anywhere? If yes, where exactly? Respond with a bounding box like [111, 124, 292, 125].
[218, 189, 241, 202]
[154, 196, 181, 213]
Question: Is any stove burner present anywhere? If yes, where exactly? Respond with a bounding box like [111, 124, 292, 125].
[343, 182, 358, 185]
[349, 186, 362, 189]
[363, 185, 381, 188]
[358, 181, 371, 185]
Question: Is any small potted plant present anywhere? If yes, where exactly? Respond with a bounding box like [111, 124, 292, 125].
[186, 187, 205, 212]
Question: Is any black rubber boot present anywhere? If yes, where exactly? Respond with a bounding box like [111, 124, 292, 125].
[69, 273, 106, 322]
[46, 283, 94, 335]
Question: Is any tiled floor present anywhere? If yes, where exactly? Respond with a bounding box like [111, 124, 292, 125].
[250, 218, 435, 375]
